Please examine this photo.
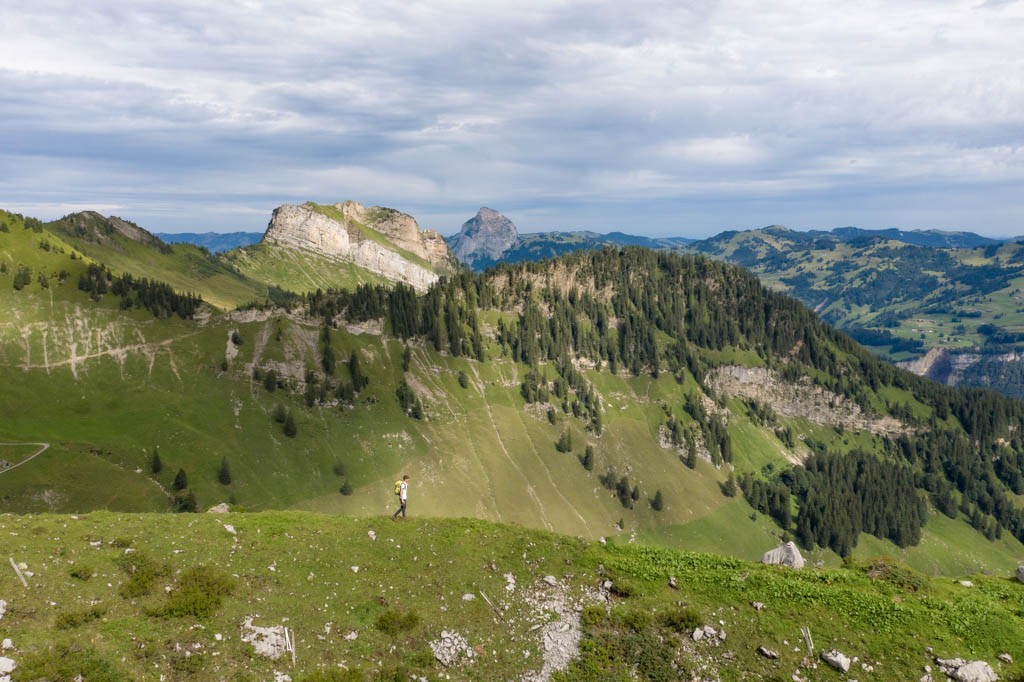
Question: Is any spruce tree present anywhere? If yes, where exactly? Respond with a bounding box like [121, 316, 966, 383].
[651, 490, 664, 511]
[218, 457, 232, 485]
[284, 410, 297, 438]
[150, 448, 162, 474]
[173, 468, 188, 491]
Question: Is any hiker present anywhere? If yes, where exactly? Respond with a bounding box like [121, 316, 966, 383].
[391, 475, 409, 520]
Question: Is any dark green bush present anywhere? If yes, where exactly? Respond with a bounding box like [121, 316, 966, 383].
[55, 606, 104, 629]
[658, 606, 701, 633]
[374, 609, 420, 635]
[155, 565, 235, 618]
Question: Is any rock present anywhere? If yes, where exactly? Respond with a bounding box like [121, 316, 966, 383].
[262, 201, 453, 292]
[0, 657, 14, 675]
[821, 649, 851, 673]
[757, 646, 779, 659]
[206, 502, 230, 513]
[367, 530, 376, 541]
[936, 658, 999, 682]
[543, 575, 558, 587]
[668, 576, 678, 589]
[462, 593, 476, 601]
[350, 566, 359, 573]
[598, 536, 606, 545]
[752, 601, 766, 611]
[240, 617, 290, 660]
[761, 541, 805, 569]
[1017, 566, 1024, 584]
[222, 524, 236, 535]
[448, 207, 519, 269]
[344, 631, 358, 641]
[958, 580, 974, 588]
[0, 600, 5, 621]
[431, 630, 471, 667]
[0, 640, 10, 650]
[692, 628, 705, 642]
[998, 653, 1012, 664]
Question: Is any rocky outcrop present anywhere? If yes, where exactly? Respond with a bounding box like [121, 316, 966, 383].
[448, 207, 519, 269]
[761, 541, 805, 569]
[708, 365, 909, 436]
[261, 201, 455, 291]
[900, 347, 955, 384]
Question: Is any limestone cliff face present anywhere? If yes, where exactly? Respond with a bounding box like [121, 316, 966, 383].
[448, 207, 519, 269]
[261, 201, 455, 291]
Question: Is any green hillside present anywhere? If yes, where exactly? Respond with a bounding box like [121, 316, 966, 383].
[5, 211, 1024, 582]
[45, 210, 270, 310]
[223, 241, 392, 295]
[689, 227, 1024, 395]
[0, 512, 1021, 681]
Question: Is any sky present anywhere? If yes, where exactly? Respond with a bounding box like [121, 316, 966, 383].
[1, 1, 1023, 238]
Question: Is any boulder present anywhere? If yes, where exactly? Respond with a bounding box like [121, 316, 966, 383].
[761, 541, 805, 569]
[821, 649, 851, 673]
[936, 658, 999, 682]
[1016, 565, 1024, 584]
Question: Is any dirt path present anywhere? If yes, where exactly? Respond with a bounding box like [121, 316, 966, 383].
[0, 442, 50, 475]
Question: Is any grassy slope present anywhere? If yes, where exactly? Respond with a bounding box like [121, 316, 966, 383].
[39, 213, 269, 310]
[0, 512, 1023, 681]
[4, 216, 1024, 579]
[224, 241, 392, 295]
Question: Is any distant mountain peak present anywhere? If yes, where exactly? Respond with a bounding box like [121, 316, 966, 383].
[448, 207, 519, 268]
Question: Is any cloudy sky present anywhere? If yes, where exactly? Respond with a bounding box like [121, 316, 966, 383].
[1, 0, 1022, 237]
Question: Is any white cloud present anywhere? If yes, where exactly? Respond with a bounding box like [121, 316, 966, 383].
[0, 0, 1022, 234]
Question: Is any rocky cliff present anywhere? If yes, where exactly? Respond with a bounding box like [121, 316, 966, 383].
[447, 207, 519, 269]
[261, 201, 455, 291]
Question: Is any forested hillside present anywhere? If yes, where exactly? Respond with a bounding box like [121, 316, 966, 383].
[4, 208, 1024, 576]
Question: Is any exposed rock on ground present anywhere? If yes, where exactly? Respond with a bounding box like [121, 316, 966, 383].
[430, 630, 473, 666]
[709, 365, 908, 437]
[936, 658, 999, 682]
[240, 616, 291, 660]
[761, 541, 805, 569]
[821, 649, 851, 673]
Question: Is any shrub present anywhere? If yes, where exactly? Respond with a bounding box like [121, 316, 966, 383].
[457, 371, 469, 388]
[658, 606, 701, 633]
[375, 609, 420, 635]
[15, 644, 124, 681]
[340, 481, 353, 495]
[56, 606, 104, 629]
[116, 551, 166, 599]
[69, 565, 93, 581]
[155, 565, 235, 618]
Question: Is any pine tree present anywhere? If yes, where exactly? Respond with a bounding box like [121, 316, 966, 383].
[283, 410, 297, 438]
[150, 448, 162, 474]
[651, 490, 664, 511]
[581, 445, 595, 471]
[173, 468, 188, 491]
[218, 457, 232, 485]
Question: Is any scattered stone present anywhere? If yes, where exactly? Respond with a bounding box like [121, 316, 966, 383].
[0, 600, 5, 621]
[757, 646, 779, 659]
[505, 573, 516, 592]
[344, 631, 358, 641]
[0, 657, 15, 676]
[668, 576, 678, 589]
[350, 566, 359, 573]
[692, 625, 721, 643]
[761, 541, 805, 569]
[240, 617, 290, 660]
[936, 658, 999, 682]
[998, 653, 1012, 664]
[273, 673, 291, 682]
[214, 634, 222, 642]
[431, 630, 472, 667]
[206, 502, 230, 513]
[543, 575, 558, 587]
[367, 530, 376, 541]
[692, 628, 705, 642]
[462, 593, 476, 601]
[1016, 566, 1024, 584]
[752, 601, 766, 611]
[222, 524, 236, 536]
[0, 640, 10, 651]
[598, 537, 606, 545]
[958, 580, 974, 588]
[821, 649, 851, 673]
[722, 650, 735, 660]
